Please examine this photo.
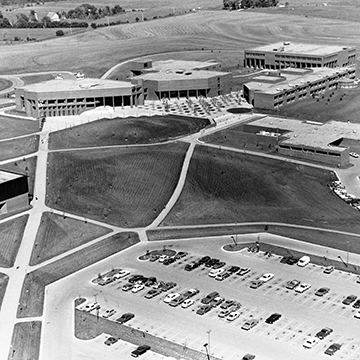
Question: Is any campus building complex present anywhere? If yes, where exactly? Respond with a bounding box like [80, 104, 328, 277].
[243, 66, 356, 109]
[130, 59, 232, 101]
[15, 78, 143, 118]
[0, 170, 29, 215]
[244, 42, 356, 69]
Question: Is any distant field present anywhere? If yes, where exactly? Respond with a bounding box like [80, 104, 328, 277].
[30, 212, 112, 265]
[47, 143, 188, 227]
[0, 78, 12, 91]
[161, 145, 360, 234]
[0, 215, 28, 268]
[0, 116, 39, 140]
[0, 134, 39, 161]
[48, 115, 209, 150]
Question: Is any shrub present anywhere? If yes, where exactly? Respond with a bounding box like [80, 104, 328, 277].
[56, 30, 64, 36]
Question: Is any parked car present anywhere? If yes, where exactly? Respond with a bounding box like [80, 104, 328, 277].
[354, 311, 360, 319]
[212, 261, 226, 269]
[163, 257, 176, 265]
[209, 268, 225, 278]
[169, 295, 187, 307]
[131, 345, 151, 358]
[132, 283, 145, 293]
[83, 302, 100, 312]
[181, 299, 195, 309]
[353, 299, 360, 308]
[250, 280, 264, 289]
[324, 343, 341, 356]
[286, 257, 299, 265]
[145, 277, 157, 287]
[215, 271, 231, 281]
[350, 152, 359, 158]
[198, 256, 211, 265]
[201, 291, 219, 304]
[114, 269, 130, 279]
[144, 289, 162, 299]
[182, 288, 199, 298]
[104, 336, 118, 346]
[295, 283, 311, 293]
[237, 267, 251, 276]
[102, 309, 116, 318]
[122, 283, 134, 291]
[196, 304, 213, 315]
[163, 293, 180, 303]
[210, 296, 224, 308]
[342, 294, 357, 305]
[303, 336, 319, 349]
[227, 310, 241, 321]
[315, 287, 330, 297]
[286, 279, 300, 290]
[297, 256, 311, 267]
[280, 255, 292, 264]
[158, 254, 169, 263]
[159, 282, 177, 292]
[149, 254, 160, 262]
[241, 354, 255, 360]
[265, 313, 281, 324]
[315, 327, 333, 340]
[241, 319, 259, 331]
[174, 251, 188, 259]
[323, 266, 335, 274]
[259, 273, 274, 282]
[205, 258, 220, 267]
[128, 275, 147, 284]
[227, 266, 241, 274]
[220, 299, 235, 309]
[116, 313, 135, 324]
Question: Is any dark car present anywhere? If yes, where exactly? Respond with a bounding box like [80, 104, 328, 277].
[285, 279, 300, 290]
[128, 275, 147, 284]
[205, 258, 220, 267]
[116, 313, 135, 324]
[201, 291, 219, 304]
[198, 256, 211, 265]
[342, 295, 357, 305]
[212, 261, 226, 269]
[131, 345, 151, 358]
[174, 251, 188, 259]
[228, 266, 241, 274]
[353, 299, 360, 308]
[159, 281, 177, 292]
[144, 289, 162, 299]
[315, 287, 330, 297]
[145, 277, 157, 287]
[220, 299, 235, 309]
[184, 262, 200, 271]
[286, 257, 299, 265]
[280, 255, 292, 264]
[315, 327, 333, 340]
[265, 313, 282, 324]
[196, 304, 213, 315]
[242, 354, 255, 360]
[163, 257, 176, 265]
[104, 336, 118, 346]
[237, 267, 251, 276]
[324, 343, 341, 356]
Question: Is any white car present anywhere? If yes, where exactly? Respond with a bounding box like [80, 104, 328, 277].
[132, 283, 145, 293]
[114, 269, 130, 279]
[226, 310, 241, 321]
[181, 299, 195, 309]
[158, 254, 169, 263]
[303, 336, 319, 349]
[350, 152, 359, 158]
[82, 301, 100, 312]
[163, 293, 180, 303]
[295, 283, 311, 293]
[297, 256, 311, 267]
[259, 273, 274, 282]
[209, 268, 225, 278]
[102, 309, 116, 318]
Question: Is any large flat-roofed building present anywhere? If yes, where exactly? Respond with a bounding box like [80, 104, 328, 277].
[243, 66, 356, 109]
[244, 42, 356, 69]
[247, 116, 360, 167]
[130, 59, 232, 101]
[0, 170, 29, 215]
[15, 78, 143, 118]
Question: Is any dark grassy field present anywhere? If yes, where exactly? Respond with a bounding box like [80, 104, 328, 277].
[9, 321, 41, 360]
[48, 115, 209, 150]
[161, 145, 360, 233]
[0, 78, 12, 91]
[0, 215, 28, 267]
[30, 212, 112, 266]
[1, 156, 37, 195]
[0, 273, 9, 310]
[46, 142, 188, 227]
[0, 134, 39, 161]
[17, 231, 139, 318]
[0, 116, 39, 140]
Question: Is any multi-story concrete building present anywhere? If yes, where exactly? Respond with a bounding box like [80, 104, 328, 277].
[244, 42, 356, 69]
[243, 66, 356, 109]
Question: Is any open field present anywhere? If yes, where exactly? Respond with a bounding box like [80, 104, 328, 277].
[48, 115, 209, 150]
[17, 231, 139, 317]
[0, 134, 39, 161]
[0, 116, 39, 140]
[29, 212, 112, 266]
[0, 273, 9, 310]
[0, 7, 359, 77]
[46, 143, 188, 227]
[1, 156, 37, 195]
[161, 145, 360, 233]
[0, 215, 28, 268]
[0, 78, 12, 91]
[8, 321, 41, 360]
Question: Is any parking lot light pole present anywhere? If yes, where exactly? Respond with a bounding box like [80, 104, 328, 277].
[206, 330, 212, 358]
[203, 343, 210, 360]
[347, 241, 350, 266]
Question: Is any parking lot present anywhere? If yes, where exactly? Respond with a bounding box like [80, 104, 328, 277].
[46, 237, 360, 360]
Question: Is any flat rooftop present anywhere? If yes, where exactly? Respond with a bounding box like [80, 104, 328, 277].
[18, 78, 134, 93]
[0, 170, 24, 184]
[144, 59, 220, 73]
[133, 69, 229, 81]
[250, 117, 360, 151]
[245, 67, 352, 95]
[246, 42, 355, 56]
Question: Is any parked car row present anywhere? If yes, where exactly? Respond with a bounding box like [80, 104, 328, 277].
[92, 268, 130, 286]
[329, 180, 360, 211]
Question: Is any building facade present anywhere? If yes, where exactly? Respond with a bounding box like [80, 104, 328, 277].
[243, 66, 356, 109]
[244, 42, 356, 69]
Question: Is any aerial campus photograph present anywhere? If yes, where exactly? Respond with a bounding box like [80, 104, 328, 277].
[2, 0, 360, 359]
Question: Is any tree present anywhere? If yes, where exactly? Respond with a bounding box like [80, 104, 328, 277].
[15, 13, 29, 28]
[135, 17, 140, 22]
[56, 29, 64, 36]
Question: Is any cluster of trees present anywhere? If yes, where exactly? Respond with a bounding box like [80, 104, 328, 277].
[61, 4, 125, 20]
[223, 0, 278, 9]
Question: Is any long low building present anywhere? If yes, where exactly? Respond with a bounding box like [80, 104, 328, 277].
[15, 78, 143, 118]
[0, 170, 29, 215]
[244, 42, 356, 69]
[243, 66, 356, 109]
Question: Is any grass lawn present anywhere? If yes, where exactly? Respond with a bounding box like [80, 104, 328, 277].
[161, 145, 360, 233]
[48, 115, 209, 150]
[8, 321, 41, 360]
[18, 231, 139, 318]
[263, 88, 360, 124]
[0, 116, 39, 140]
[30, 212, 112, 266]
[0, 273, 9, 310]
[0, 215, 28, 268]
[1, 156, 37, 195]
[46, 142, 188, 227]
[0, 134, 39, 162]
[0, 78, 12, 91]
